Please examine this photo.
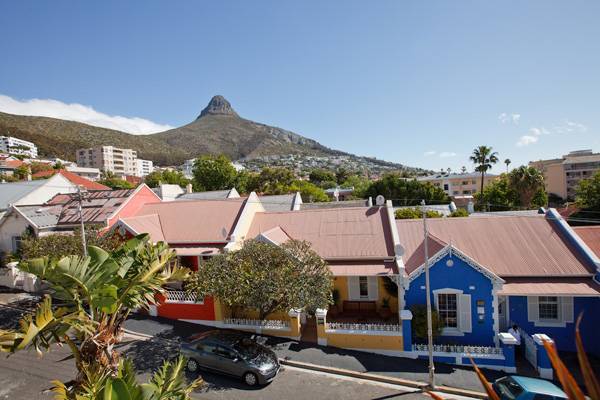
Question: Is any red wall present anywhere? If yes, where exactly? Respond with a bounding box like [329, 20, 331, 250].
[155, 293, 217, 321]
[106, 185, 161, 228]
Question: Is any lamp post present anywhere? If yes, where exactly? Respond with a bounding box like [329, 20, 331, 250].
[421, 199, 435, 388]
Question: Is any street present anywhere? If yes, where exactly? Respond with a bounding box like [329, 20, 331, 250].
[0, 341, 439, 400]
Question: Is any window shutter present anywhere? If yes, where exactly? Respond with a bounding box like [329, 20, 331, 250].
[348, 276, 359, 300]
[459, 294, 472, 333]
[368, 277, 379, 301]
[527, 297, 539, 322]
[561, 297, 574, 323]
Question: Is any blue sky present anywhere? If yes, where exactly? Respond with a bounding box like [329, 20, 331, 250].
[1, 1, 599, 172]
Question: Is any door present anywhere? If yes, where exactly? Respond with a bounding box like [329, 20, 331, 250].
[213, 345, 244, 377]
[498, 297, 508, 331]
[194, 341, 221, 370]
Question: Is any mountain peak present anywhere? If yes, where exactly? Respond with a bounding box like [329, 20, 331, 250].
[197, 95, 238, 119]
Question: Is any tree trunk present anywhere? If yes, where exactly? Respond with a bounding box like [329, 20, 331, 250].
[480, 170, 485, 198]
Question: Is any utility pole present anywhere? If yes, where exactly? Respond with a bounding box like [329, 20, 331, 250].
[76, 185, 88, 257]
[421, 199, 435, 389]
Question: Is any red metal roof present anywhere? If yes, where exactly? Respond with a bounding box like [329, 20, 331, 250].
[396, 216, 595, 277]
[247, 207, 395, 259]
[498, 278, 600, 296]
[573, 226, 600, 258]
[33, 169, 110, 191]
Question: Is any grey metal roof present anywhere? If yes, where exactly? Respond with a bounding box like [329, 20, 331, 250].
[15, 205, 62, 229]
[259, 194, 296, 212]
[300, 199, 370, 210]
[177, 190, 233, 201]
[470, 209, 545, 218]
[0, 180, 48, 211]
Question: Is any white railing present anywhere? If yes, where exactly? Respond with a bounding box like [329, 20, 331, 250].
[327, 322, 401, 332]
[165, 290, 203, 304]
[412, 343, 503, 356]
[223, 318, 290, 330]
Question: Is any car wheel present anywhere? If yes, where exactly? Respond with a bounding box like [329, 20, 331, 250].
[186, 359, 199, 373]
[243, 372, 258, 386]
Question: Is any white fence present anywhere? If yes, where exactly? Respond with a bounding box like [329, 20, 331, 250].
[164, 290, 203, 304]
[326, 322, 402, 333]
[222, 318, 290, 330]
[412, 343, 503, 356]
[522, 330, 537, 367]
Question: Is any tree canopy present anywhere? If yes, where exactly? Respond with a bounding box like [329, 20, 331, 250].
[145, 169, 190, 188]
[192, 154, 237, 191]
[470, 145, 499, 195]
[475, 167, 547, 211]
[394, 207, 443, 219]
[576, 170, 600, 210]
[364, 173, 449, 206]
[190, 239, 332, 319]
[508, 165, 546, 208]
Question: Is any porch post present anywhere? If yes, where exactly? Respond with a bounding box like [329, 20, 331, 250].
[315, 308, 328, 346]
[288, 309, 302, 341]
[400, 310, 413, 353]
[532, 334, 554, 380]
[497, 333, 517, 373]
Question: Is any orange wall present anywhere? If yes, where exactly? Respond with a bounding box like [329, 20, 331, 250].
[106, 185, 161, 228]
[155, 294, 217, 321]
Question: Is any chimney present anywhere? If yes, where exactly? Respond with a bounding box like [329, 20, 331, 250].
[186, 183, 193, 194]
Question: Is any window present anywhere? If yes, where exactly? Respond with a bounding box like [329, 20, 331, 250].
[443, 184, 449, 191]
[437, 293, 458, 328]
[11, 236, 22, 252]
[538, 296, 559, 321]
[359, 276, 369, 298]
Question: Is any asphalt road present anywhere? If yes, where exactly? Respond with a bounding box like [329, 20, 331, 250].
[0, 340, 437, 400]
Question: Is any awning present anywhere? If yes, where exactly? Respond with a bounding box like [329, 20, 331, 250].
[173, 247, 221, 256]
[498, 278, 600, 297]
[328, 261, 398, 276]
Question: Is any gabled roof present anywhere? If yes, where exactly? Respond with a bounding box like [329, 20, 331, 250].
[396, 216, 595, 277]
[121, 199, 247, 244]
[177, 188, 239, 201]
[0, 159, 25, 169]
[257, 226, 292, 245]
[247, 206, 395, 259]
[32, 169, 109, 191]
[259, 194, 297, 212]
[14, 204, 62, 229]
[0, 179, 49, 210]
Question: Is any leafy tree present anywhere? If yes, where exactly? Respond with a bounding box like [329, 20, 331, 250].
[290, 180, 329, 203]
[504, 158, 511, 173]
[449, 208, 469, 217]
[469, 145, 499, 196]
[410, 304, 442, 340]
[365, 173, 449, 206]
[233, 170, 257, 194]
[53, 160, 65, 170]
[0, 235, 197, 397]
[192, 154, 237, 191]
[576, 170, 600, 210]
[30, 161, 54, 175]
[508, 166, 546, 208]
[395, 207, 443, 219]
[340, 174, 371, 199]
[145, 170, 190, 188]
[14, 164, 30, 180]
[254, 167, 296, 194]
[99, 177, 135, 190]
[335, 167, 351, 184]
[190, 239, 332, 320]
[19, 227, 122, 260]
[475, 174, 516, 211]
[309, 169, 336, 186]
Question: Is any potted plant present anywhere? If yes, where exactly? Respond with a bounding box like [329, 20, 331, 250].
[329, 289, 340, 317]
[379, 297, 392, 320]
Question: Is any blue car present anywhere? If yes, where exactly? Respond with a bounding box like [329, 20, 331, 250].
[493, 376, 566, 400]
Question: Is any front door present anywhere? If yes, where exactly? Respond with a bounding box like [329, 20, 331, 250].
[498, 296, 508, 331]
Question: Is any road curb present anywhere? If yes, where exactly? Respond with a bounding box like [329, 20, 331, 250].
[279, 359, 487, 399]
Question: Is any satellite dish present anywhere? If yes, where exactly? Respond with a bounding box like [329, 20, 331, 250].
[394, 244, 405, 256]
[375, 195, 385, 206]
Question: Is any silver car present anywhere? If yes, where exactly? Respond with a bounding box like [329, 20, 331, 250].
[180, 330, 280, 386]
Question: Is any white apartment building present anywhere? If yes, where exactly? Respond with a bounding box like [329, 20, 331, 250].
[136, 159, 154, 177]
[417, 172, 498, 196]
[76, 146, 138, 177]
[0, 136, 38, 158]
[65, 166, 102, 181]
[181, 158, 196, 179]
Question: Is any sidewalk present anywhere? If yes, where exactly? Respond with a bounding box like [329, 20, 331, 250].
[124, 314, 505, 392]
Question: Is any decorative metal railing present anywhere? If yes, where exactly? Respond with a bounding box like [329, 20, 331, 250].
[412, 343, 503, 355]
[164, 290, 202, 304]
[222, 318, 290, 329]
[327, 322, 401, 332]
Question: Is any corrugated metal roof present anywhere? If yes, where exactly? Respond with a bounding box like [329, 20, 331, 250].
[248, 207, 395, 259]
[0, 180, 48, 210]
[121, 214, 165, 242]
[498, 278, 600, 296]
[45, 189, 136, 225]
[328, 261, 398, 276]
[301, 199, 370, 210]
[15, 205, 62, 228]
[259, 194, 296, 212]
[173, 247, 221, 256]
[396, 216, 595, 277]
[573, 226, 600, 258]
[177, 190, 233, 201]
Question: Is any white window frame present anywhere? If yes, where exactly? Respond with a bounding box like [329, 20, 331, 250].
[538, 296, 560, 322]
[347, 276, 379, 301]
[358, 276, 369, 299]
[527, 296, 574, 328]
[432, 288, 469, 336]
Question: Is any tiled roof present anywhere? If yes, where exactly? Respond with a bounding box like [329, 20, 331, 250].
[0, 159, 25, 169]
[573, 226, 600, 258]
[396, 216, 595, 277]
[247, 207, 395, 259]
[122, 199, 246, 243]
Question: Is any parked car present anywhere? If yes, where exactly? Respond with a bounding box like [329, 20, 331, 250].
[493, 376, 567, 400]
[180, 330, 280, 386]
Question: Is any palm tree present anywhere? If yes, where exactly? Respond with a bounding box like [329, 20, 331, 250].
[504, 158, 511, 173]
[0, 234, 199, 397]
[469, 146, 499, 195]
[509, 165, 545, 208]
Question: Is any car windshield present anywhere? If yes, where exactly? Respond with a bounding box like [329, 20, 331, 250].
[496, 377, 524, 400]
[233, 338, 261, 360]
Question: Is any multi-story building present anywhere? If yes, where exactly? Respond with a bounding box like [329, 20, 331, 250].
[530, 150, 600, 200]
[181, 158, 195, 179]
[136, 159, 154, 177]
[76, 146, 138, 177]
[0, 136, 38, 158]
[417, 172, 497, 197]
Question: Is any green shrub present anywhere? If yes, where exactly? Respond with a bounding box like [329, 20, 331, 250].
[449, 208, 469, 217]
[410, 304, 442, 340]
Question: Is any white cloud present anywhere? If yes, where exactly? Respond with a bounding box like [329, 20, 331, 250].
[424, 150, 437, 156]
[516, 119, 587, 147]
[499, 113, 521, 124]
[0, 94, 173, 134]
[516, 135, 539, 147]
[554, 119, 587, 134]
[439, 151, 457, 158]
